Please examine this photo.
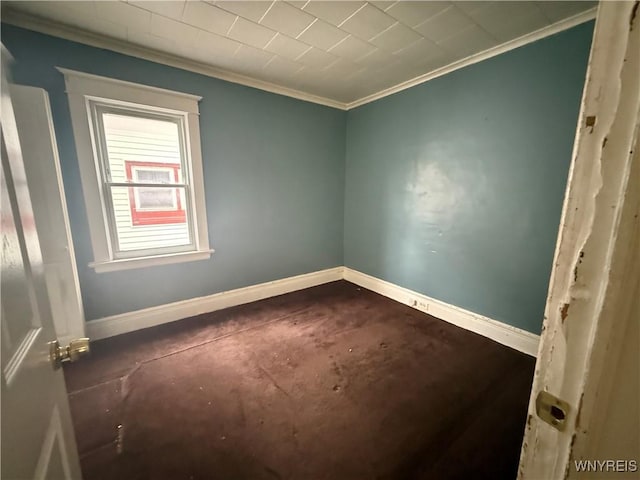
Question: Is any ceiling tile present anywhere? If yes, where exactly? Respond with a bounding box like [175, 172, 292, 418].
[385, 1, 450, 28]
[195, 30, 242, 58]
[227, 16, 277, 49]
[81, 17, 128, 42]
[419, 55, 453, 75]
[296, 46, 338, 68]
[369, 60, 415, 86]
[302, 1, 365, 27]
[150, 14, 199, 45]
[297, 18, 349, 50]
[95, 2, 151, 32]
[265, 33, 311, 60]
[214, 1, 272, 22]
[189, 34, 243, 66]
[369, 1, 396, 12]
[394, 37, 449, 68]
[194, 48, 239, 71]
[454, 1, 493, 16]
[475, 6, 550, 42]
[322, 57, 362, 77]
[263, 55, 304, 79]
[291, 67, 339, 97]
[340, 3, 396, 40]
[536, 1, 597, 23]
[129, 1, 186, 20]
[260, 1, 316, 37]
[287, 1, 309, 9]
[437, 24, 497, 59]
[181, 2, 237, 36]
[414, 5, 474, 43]
[233, 44, 275, 70]
[466, 3, 538, 27]
[370, 21, 422, 53]
[341, 66, 370, 84]
[128, 30, 185, 56]
[328, 34, 376, 61]
[293, 65, 322, 82]
[346, 72, 389, 98]
[354, 47, 394, 67]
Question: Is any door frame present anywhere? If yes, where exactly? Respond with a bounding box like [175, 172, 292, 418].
[518, 1, 640, 478]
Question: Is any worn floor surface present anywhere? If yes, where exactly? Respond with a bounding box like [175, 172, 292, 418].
[64, 280, 535, 480]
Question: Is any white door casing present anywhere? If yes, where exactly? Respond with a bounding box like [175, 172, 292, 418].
[10, 84, 85, 346]
[1, 46, 82, 480]
[518, 1, 640, 478]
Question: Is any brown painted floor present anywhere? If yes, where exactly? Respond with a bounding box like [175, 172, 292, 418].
[64, 280, 535, 480]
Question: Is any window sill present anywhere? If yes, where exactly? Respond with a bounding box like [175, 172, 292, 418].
[89, 249, 214, 273]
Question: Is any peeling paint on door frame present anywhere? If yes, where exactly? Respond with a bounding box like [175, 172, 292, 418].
[518, 2, 640, 479]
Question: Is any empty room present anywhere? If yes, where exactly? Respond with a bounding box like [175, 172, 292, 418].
[2, 1, 639, 479]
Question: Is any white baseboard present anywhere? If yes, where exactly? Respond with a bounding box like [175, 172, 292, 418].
[86, 265, 540, 357]
[343, 268, 540, 357]
[86, 266, 344, 340]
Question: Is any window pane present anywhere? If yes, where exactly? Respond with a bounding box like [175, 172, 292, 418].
[137, 187, 175, 209]
[109, 186, 191, 253]
[101, 113, 183, 184]
[135, 169, 172, 184]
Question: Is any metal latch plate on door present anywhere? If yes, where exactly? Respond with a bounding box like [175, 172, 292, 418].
[536, 390, 570, 431]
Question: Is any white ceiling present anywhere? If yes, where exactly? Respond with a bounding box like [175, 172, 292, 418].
[3, 1, 596, 106]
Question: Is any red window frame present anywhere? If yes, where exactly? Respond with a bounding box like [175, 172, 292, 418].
[125, 160, 186, 226]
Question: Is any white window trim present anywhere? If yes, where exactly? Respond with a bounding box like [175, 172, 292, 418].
[59, 68, 212, 272]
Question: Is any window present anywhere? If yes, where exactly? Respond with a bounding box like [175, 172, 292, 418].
[60, 68, 211, 272]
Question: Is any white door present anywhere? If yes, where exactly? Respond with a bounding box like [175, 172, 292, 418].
[10, 84, 85, 346]
[518, 1, 640, 478]
[1, 47, 83, 479]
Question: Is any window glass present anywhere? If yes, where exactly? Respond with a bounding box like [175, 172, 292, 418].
[108, 186, 191, 252]
[135, 169, 172, 184]
[102, 113, 183, 183]
[137, 187, 175, 209]
[100, 111, 192, 254]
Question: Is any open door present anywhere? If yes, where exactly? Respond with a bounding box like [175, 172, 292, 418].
[519, 1, 639, 478]
[1, 46, 84, 479]
[9, 84, 85, 346]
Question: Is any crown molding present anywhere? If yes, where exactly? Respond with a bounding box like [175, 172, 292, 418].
[2, 6, 597, 112]
[346, 7, 597, 110]
[1, 9, 347, 110]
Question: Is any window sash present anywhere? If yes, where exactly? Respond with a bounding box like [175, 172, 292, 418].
[89, 102, 197, 258]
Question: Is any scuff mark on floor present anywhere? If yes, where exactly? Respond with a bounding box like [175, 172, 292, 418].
[257, 365, 292, 399]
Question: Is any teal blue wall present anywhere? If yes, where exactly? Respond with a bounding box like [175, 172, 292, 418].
[2, 25, 346, 321]
[344, 22, 593, 334]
